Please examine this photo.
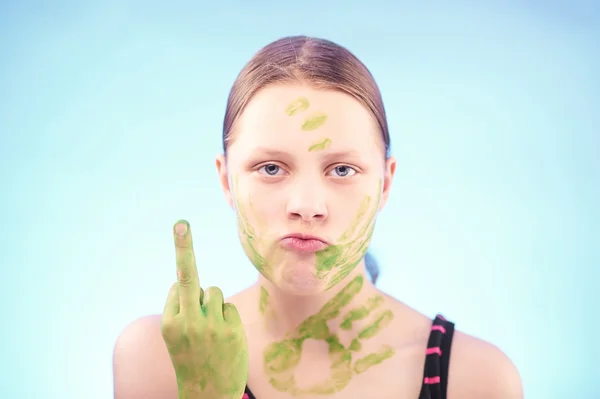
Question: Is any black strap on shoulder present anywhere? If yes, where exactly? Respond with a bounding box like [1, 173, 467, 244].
[418, 314, 455, 399]
[244, 386, 255, 399]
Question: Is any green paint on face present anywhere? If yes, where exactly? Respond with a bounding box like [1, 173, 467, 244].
[308, 138, 332, 152]
[338, 196, 372, 243]
[301, 113, 328, 131]
[232, 176, 269, 274]
[311, 179, 383, 290]
[259, 286, 269, 315]
[285, 97, 310, 116]
[326, 180, 383, 289]
[263, 275, 396, 395]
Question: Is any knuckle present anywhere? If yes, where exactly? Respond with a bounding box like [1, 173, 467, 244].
[177, 270, 193, 285]
[185, 323, 201, 337]
[160, 320, 178, 338]
[206, 286, 223, 299]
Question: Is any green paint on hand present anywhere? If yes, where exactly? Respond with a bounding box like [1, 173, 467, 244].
[301, 113, 328, 131]
[285, 97, 310, 116]
[162, 221, 249, 399]
[308, 138, 332, 152]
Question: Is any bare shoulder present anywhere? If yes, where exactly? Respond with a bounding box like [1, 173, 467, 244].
[379, 296, 523, 399]
[111, 289, 253, 399]
[113, 315, 177, 399]
[448, 330, 523, 399]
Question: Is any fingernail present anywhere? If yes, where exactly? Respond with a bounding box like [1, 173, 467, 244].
[174, 221, 188, 238]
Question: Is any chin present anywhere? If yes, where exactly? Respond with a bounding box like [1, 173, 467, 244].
[275, 260, 327, 296]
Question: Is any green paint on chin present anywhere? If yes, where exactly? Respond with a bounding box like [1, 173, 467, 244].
[302, 113, 328, 131]
[308, 138, 332, 152]
[285, 96, 310, 116]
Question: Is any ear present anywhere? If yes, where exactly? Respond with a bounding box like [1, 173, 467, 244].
[215, 154, 234, 209]
[378, 156, 397, 211]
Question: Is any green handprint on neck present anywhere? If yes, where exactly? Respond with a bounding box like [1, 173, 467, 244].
[263, 275, 395, 395]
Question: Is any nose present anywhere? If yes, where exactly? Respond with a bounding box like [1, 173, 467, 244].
[286, 184, 328, 223]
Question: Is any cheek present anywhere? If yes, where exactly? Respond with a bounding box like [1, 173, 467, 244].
[329, 179, 379, 215]
[238, 183, 286, 230]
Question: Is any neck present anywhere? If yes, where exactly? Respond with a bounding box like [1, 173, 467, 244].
[256, 261, 381, 337]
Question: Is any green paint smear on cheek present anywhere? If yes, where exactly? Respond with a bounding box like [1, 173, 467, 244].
[313, 197, 370, 280]
[285, 97, 310, 116]
[308, 138, 332, 152]
[233, 176, 268, 274]
[323, 179, 384, 289]
[302, 113, 328, 131]
[263, 275, 396, 395]
[313, 179, 383, 288]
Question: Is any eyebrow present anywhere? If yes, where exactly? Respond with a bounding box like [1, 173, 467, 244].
[248, 147, 364, 162]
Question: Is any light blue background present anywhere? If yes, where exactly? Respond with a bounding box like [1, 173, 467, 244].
[1, 1, 598, 398]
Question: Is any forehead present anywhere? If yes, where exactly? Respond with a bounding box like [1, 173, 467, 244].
[232, 84, 382, 153]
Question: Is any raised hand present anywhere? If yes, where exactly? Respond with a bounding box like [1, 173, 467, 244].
[161, 220, 249, 399]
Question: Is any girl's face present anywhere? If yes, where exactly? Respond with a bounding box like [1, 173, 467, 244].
[217, 84, 396, 294]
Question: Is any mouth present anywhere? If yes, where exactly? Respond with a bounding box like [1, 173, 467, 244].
[280, 233, 330, 253]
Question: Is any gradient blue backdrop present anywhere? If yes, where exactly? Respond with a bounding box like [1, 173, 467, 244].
[1, 1, 598, 398]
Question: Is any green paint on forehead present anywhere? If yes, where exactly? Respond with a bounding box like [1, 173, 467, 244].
[301, 113, 328, 131]
[308, 138, 332, 152]
[285, 97, 310, 116]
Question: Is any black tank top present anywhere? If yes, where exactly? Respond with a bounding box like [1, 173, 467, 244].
[243, 314, 455, 399]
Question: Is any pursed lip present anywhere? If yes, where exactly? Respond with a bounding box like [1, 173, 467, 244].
[280, 233, 330, 244]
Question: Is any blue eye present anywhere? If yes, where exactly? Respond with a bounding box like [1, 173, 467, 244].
[328, 165, 356, 177]
[258, 163, 283, 176]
